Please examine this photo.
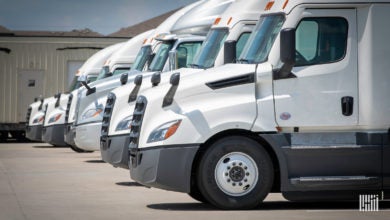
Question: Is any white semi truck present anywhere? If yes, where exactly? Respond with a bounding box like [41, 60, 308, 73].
[73, 0, 234, 152]
[128, 0, 390, 209]
[100, 0, 267, 169]
[40, 31, 151, 150]
[25, 42, 124, 142]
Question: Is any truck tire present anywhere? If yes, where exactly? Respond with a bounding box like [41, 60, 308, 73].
[69, 144, 93, 153]
[187, 184, 208, 203]
[197, 136, 273, 209]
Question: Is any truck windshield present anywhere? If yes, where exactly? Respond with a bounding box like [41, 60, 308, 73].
[67, 76, 81, 92]
[191, 28, 228, 69]
[239, 14, 285, 64]
[96, 66, 110, 80]
[148, 41, 174, 72]
[132, 45, 152, 71]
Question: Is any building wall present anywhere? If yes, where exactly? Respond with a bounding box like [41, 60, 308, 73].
[0, 36, 124, 123]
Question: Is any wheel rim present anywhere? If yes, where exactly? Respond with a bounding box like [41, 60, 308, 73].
[214, 152, 258, 196]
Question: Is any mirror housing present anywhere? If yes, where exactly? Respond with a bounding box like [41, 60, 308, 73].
[162, 72, 180, 107]
[151, 72, 161, 87]
[168, 50, 177, 71]
[128, 75, 143, 103]
[280, 28, 296, 65]
[170, 72, 180, 86]
[120, 73, 128, 85]
[55, 93, 61, 108]
[224, 40, 237, 64]
[274, 28, 297, 80]
[77, 75, 87, 83]
[134, 75, 143, 86]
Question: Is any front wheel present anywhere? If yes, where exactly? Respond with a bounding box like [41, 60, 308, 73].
[197, 136, 274, 209]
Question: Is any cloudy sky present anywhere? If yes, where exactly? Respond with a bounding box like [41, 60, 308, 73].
[0, 0, 197, 35]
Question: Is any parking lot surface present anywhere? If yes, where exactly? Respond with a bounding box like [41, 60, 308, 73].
[0, 143, 388, 220]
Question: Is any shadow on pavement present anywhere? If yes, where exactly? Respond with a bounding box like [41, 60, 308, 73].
[147, 202, 214, 211]
[147, 200, 390, 211]
[33, 145, 68, 148]
[116, 181, 148, 187]
[84, 159, 105, 163]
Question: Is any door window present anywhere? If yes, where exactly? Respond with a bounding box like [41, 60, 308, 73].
[176, 42, 202, 68]
[295, 17, 348, 66]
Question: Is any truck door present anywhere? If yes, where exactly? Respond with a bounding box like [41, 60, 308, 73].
[274, 9, 358, 128]
[17, 70, 44, 122]
[273, 9, 382, 192]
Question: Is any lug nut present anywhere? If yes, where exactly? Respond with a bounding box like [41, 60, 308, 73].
[233, 162, 236, 166]
[244, 179, 248, 182]
[225, 172, 228, 176]
[246, 172, 250, 176]
[227, 166, 231, 170]
[232, 183, 236, 186]
[239, 162, 242, 166]
[239, 182, 243, 186]
[244, 166, 248, 170]
[227, 179, 231, 182]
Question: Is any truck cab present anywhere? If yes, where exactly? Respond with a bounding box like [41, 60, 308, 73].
[73, 0, 235, 152]
[74, 34, 205, 151]
[128, 0, 390, 209]
[25, 42, 125, 143]
[100, 0, 268, 169]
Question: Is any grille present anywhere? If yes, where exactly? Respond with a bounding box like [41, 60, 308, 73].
[101, 93, 116, 137]
[129, 96, 147, 151]
[65, 94, 73, 123]
[26, 107, 32, 126]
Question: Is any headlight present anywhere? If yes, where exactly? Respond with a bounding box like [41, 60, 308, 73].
[115, 115, 133, 131]
[32, 116, 44, 124]
[147, 120, 181, 143]
[81, 108, 103, 120]
[48, 113, 62, 123]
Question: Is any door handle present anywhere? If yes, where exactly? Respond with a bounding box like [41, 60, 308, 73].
[341, 96, 354, 116]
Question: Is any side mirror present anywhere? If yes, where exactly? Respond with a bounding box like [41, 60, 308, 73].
[134, 75, 142, 86]
[280, 28, 296, 65]
[55, 93, 61, 108]
[78, 74, 96, 95]
[274, 28, 297, 80]
[170, 72, 180, 86]
[168, 50, 177, 71]
[120, 73, 128, 85]
[128, 75, 143, 103]
[162, 72, 180, 107]
[77, 75, 87, 83]
[224, 40, 237, 64]
[151, 72, 161, 87]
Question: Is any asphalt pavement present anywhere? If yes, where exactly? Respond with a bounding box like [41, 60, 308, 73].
[0, 143, 388, 220]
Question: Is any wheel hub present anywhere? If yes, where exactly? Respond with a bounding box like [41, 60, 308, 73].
[229, 166, 245, 182]
[215, 152, 258, 196]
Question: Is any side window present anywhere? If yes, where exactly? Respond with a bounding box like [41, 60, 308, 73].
[112, 67, 130, 75]
[295, 17, 348, 66]
[177, 42, 202, 68]
[236, 32, 251, 58]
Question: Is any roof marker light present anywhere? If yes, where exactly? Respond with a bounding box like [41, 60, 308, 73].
[214, 17, 221, 25]
[227, 17, 233, 25]
[265, 1, 275, 11]
[282, 0, 289, 9]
